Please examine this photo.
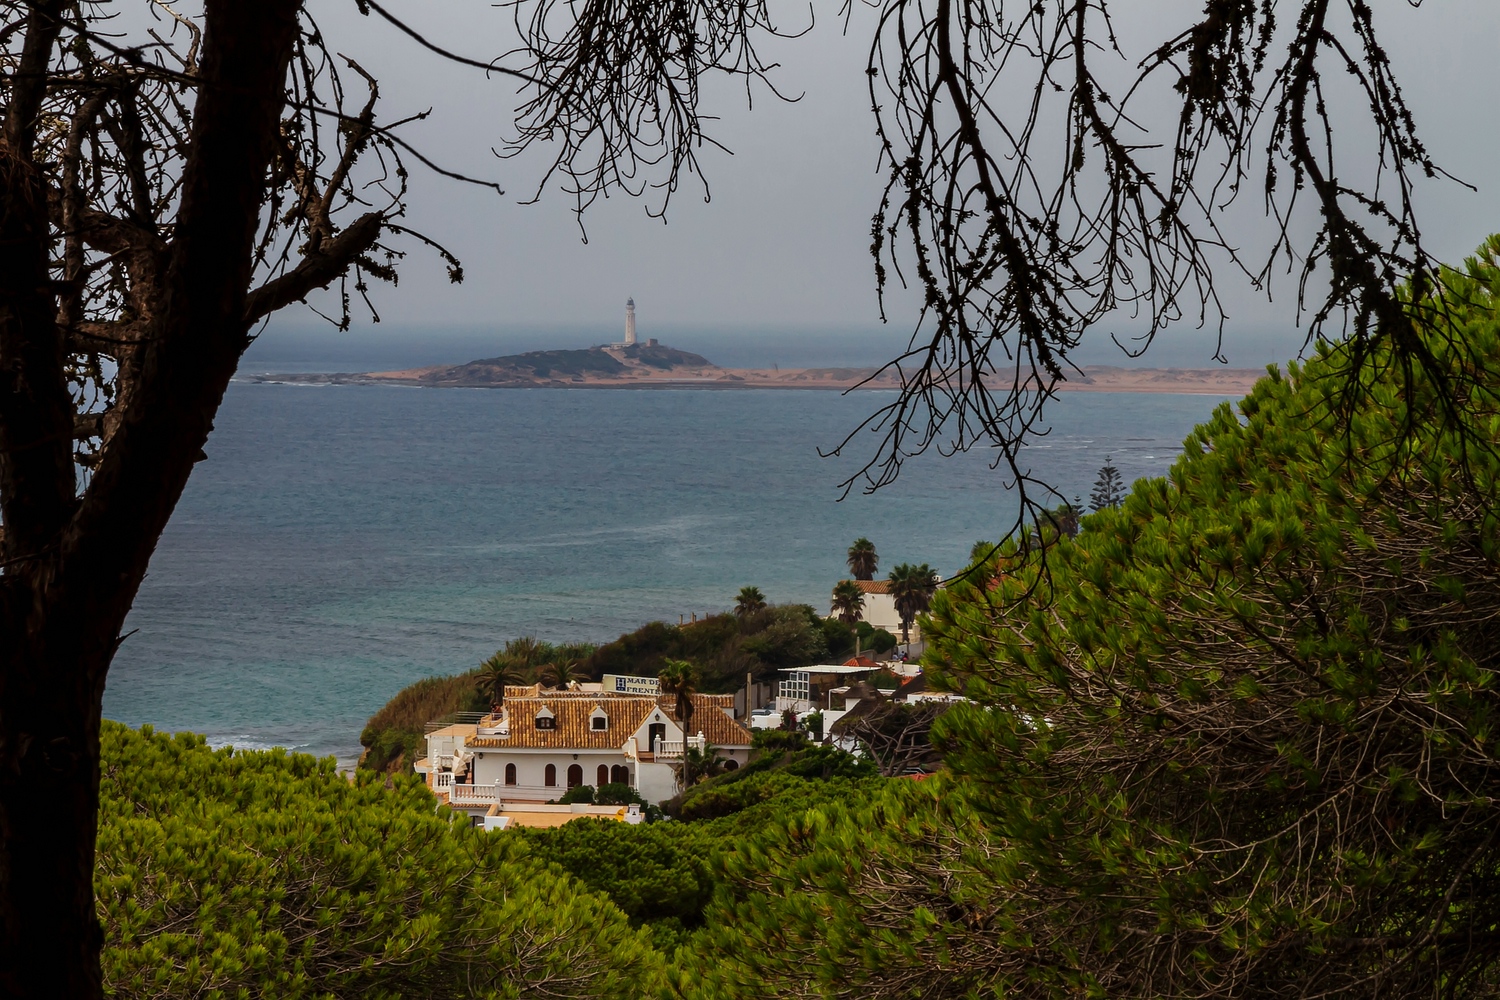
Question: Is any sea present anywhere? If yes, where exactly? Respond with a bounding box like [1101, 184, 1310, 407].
[101, 364, 1240, 767]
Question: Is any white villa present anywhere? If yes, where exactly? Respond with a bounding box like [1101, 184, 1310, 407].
[416, 683, 754, 821]
[842, 579, 918, 641]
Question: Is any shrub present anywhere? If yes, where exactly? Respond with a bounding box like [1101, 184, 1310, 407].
[595, 782, 645, 806]
[558, 784, 596, 805]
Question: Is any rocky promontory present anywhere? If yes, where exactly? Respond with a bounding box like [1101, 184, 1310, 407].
[248, 343, 1267, 395]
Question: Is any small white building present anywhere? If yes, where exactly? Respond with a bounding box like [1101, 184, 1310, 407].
[416, 684, 753, 820]
[840, 580, 920, 641]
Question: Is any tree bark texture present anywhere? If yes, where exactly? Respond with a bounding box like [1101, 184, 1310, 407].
[0, 2, 301, 995]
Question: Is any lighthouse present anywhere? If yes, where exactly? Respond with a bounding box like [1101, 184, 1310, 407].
[624, 297, 637, 346]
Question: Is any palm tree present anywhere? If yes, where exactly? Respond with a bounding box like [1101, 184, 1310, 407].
[831, 579, 865, 625]
[540, 658, 583, 690]
[680, 741, 724, 787]
[476, 653, 524, 708]
[657, 658, 701, 734]
[503, 635, 546, 670]
[847, 538, 878, 581]
[888, 563, 941, 643]
[734, 586, 767, 617]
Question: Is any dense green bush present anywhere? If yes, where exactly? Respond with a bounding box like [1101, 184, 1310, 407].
[582, 603, 834, 691]
[675, 736, 878, 822]
[517, 819, 716, 928]
[556, 784, 596, 805]
[98, 723, 663, 999]
[855, 620, 897, 654]
[594, 782, 645, 806]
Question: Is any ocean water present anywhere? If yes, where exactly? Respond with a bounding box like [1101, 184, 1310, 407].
[102, 382, 1237, 765]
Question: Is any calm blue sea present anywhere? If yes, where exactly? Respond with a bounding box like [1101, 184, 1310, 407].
[102, 381, 1237, 765]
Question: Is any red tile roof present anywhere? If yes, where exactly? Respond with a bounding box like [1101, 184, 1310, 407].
[468, 692, 751, 750]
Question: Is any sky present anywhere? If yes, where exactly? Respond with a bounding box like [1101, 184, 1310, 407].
[248, 0, 1500, 371]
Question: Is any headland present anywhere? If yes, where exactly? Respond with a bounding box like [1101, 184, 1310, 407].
[249, 342, 1266, 395]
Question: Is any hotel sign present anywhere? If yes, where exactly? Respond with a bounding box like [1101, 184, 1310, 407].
[603, 674, 661, 695]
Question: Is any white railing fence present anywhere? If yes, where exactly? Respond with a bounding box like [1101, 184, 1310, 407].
[654, 733, 707, 760]
[448, 782, 500, 806]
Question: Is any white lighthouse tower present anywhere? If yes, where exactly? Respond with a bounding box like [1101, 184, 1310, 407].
[624, 297, 637, 346]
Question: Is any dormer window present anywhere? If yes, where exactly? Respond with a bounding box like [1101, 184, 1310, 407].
[589, 706, 609, 731]
[534, 706, 556, 731]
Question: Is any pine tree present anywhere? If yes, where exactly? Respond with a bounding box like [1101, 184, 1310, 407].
[1089, 457, 1126, 512]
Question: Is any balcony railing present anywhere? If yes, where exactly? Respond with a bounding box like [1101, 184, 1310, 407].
[448, 782, 500, 806]
[654, 734, 707, 760]
[424, 712, 488, 733]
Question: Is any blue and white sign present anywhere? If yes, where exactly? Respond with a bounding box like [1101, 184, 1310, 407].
[603, 674, 661, 695]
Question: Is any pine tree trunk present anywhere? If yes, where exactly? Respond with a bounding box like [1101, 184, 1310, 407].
[0, 3, 302, 993]
[0, 627, 109, 998]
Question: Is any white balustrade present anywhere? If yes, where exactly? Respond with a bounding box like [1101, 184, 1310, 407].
[654, 733, 707, 760]
[448, 782, 500, 806]
[433, 771, 453, 791]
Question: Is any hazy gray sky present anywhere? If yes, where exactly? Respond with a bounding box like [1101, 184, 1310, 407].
[265, 0, 1500, 369]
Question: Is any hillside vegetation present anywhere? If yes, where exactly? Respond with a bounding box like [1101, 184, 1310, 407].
[360, 604, 868, 772]
[358, 672, 488, 773]
[582, 604, 860, 691]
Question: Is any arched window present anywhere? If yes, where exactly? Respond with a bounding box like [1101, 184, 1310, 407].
[566, 764, 583, 788]
[610, 765, 629, 784]
[597, 764, 610, 787]
[505, 763, 517, 785]
[544, 763, 557, 787]
[723, 759, 739, 772]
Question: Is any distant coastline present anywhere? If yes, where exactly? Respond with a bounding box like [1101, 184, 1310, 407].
[245, 342, 1265, 396]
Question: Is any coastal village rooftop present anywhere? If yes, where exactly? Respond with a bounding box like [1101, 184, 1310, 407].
[417, 683, 754, 818]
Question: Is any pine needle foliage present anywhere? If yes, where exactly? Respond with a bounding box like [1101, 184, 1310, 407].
[96, 723, 664, 999]
[690, 240, 1500, 1000]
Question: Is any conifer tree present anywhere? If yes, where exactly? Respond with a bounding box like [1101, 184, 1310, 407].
[1088, 456, 1126, 512]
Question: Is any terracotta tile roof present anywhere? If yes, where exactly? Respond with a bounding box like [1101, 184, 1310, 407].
[849, 579, 892, 594]
[659, 694, 752, 748]
[469, 696, 657, 750]
[468, 692, 752, 750]
[501, 684, 601, 698]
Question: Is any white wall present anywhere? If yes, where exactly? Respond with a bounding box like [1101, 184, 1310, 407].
[859, 594, 902, 634]
[472, 750, 627, 799]
[635, 762, 679, 804]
